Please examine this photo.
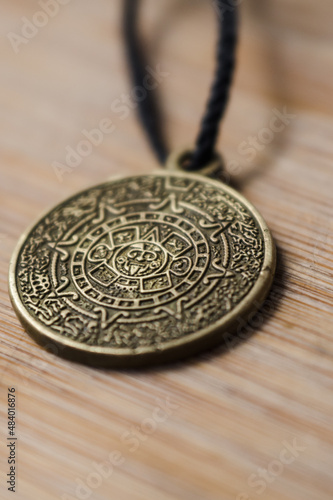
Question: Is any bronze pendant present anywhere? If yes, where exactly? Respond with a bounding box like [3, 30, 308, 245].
[9, 171, 275, 367]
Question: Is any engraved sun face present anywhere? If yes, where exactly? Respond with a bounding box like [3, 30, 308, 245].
[75, 215, 209, 310]
[114, 241, 165, 277]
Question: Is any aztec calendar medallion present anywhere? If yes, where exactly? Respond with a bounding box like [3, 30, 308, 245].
[9, 172, 276, 367]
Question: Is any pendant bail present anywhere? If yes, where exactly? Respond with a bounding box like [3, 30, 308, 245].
[165, 149, 224, 179]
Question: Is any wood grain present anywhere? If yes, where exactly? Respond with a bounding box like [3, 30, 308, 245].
[1, 1, 333, 499]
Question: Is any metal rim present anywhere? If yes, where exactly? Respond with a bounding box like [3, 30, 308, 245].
[9, 171, 276, 367]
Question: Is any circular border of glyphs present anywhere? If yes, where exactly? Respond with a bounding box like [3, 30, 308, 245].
[70, 214, 210, 311]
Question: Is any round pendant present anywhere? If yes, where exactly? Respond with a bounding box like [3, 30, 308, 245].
[9, 172, 275, 367]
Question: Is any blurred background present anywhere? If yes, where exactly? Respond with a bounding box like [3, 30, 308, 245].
[1, 1, 333, 499]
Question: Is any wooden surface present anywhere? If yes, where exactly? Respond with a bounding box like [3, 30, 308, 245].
[1, 1, 333, 499]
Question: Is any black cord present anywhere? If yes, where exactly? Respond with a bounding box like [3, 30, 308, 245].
[123, 0, 238, 171]
[123, 0, 168, 164]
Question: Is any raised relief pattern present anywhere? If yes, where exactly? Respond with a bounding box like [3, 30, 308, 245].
[16, 175, 265, 350]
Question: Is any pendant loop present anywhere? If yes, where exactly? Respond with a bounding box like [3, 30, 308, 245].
[166, 149, 224, 178]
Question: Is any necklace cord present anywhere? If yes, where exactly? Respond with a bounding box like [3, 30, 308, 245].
[123, 0, 238, 171]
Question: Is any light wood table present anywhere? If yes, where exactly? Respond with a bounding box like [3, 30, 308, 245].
[1, 1, 332, 499]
